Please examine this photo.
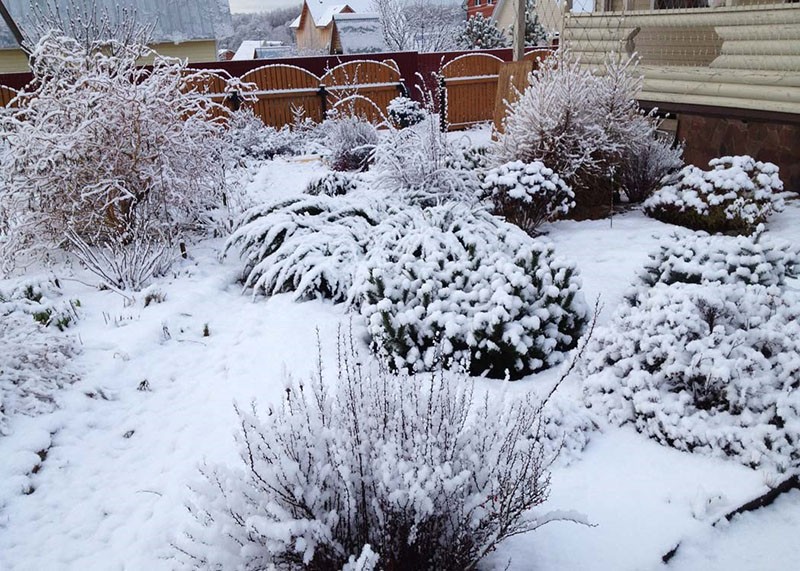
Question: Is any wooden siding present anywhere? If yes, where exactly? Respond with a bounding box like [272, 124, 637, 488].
[564, 3, 800, 114]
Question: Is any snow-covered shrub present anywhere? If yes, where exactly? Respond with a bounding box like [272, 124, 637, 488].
[0, 33, 231, 288]
[446, 143, 490, 174]
[494, 52, 657, 217]
[305, 171, 359, 197]
[354, 205, 588, 379]
[387, 95, 426, 129]
[225, 195, 381, 302]
[223, 107, 305, 163]
[457, 13, 509, 50]
[482, 160, 574, 234]
[177, 338, 560, 570]
[0, 279, 80, 435]
[320, 113, 379, 172]
[372, 117, 481, 206]
[618, 133, 684, 203]
[584, 281, 800, 472]
[643, 155, 784, 234]
[635, 226, 799, 292]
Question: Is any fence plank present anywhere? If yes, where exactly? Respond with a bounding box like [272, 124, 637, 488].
[0, 85, 17, 107]
[441, 53, 505, 129]
[241, 64, 323, 127]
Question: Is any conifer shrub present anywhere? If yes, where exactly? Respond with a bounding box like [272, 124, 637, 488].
[482, 160, 574, 234]
[584, 229, 800, 472]
[583, 281, 800, 472]
[353, 205, 588, 379]
[634, 226, 799, 293]
[225, 196, 381, 302]
[643, 155, 784, 234]
[305, 171, 359, 197]
[177, 335, 568, 570]
[387, 95, 426, 129]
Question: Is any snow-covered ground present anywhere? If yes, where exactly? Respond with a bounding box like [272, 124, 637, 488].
[1, 150, 798, 571]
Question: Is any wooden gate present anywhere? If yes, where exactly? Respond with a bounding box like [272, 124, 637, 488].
[241, 64, 324, 127]
[322, 60, 403, 123]
[0, 85, 17, 107]
[441, 53, 504, 129]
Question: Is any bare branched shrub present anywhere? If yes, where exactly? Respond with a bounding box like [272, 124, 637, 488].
[177, 333, 564, 570]
[494, 52, 658, 217]
[0, 30, 231, 288]
[619, 133, 684, 203]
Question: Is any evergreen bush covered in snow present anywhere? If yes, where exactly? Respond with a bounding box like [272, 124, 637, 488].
[457, 13, 508, 50]
[225, 196, 381, 302]
[177, 337, 563, 570]
[0, 279, 80, 435]
[305, 171, 359, 197]
[482, 160, 575, 234]
[354, 205, 588, 379]
[643, 155, 784, 234]
[372, 118, 481, 206]
[584, 281, 800, 472]
[387, 95, 426, 129]
[0, 33, 232, 288]
[493, 52, 658, 217]
[634, 227, 799, 292]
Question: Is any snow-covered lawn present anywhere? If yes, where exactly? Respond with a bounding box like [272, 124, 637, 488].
[1, 152, 798, 571]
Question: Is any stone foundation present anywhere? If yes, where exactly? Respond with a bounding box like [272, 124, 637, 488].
[677, 114, 800, 192]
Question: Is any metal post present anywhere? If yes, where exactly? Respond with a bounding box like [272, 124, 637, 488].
[513, 0, 526, 61]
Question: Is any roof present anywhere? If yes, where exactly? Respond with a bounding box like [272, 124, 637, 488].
[290, 0, 374, 29]
[332, 13, 385, 54]
[0, 0, 233, 50]
[232, 40, 293, 60]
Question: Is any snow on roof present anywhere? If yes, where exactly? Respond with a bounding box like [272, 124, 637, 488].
[293, 0, 374, 29]
[232, 40, 293, 60]
[333, 13, 385, 54]
[0, 0, 233, 50]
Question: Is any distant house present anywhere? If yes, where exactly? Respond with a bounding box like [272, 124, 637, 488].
[0, 0, 232, 73]
[330, 13, 385, 54]
[466, 0, 498, 19]
[290, 0, 375, 53]
[233, 41, 295, 61]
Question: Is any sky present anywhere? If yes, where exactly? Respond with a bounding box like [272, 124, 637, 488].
[228, 0, 303, 13]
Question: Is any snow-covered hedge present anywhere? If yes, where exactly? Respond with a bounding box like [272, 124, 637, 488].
[584, 281, 800, 472]
[354, 205, 588, 379]
[0, 279, 80, 435]
[643, 155, 784, 234]
[225, 195, 381, 302]
[387, 95, 426, 129]
[372, 118, 481, 206]
[178, 340, 558, 570]
[482, 160, 574, 234]
[305, 171, 359, 197]
[635, 227, 799, 292]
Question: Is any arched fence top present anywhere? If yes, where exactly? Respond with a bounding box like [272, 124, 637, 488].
[320, 60, 401, 88]
[241, 64, 321, 91]
[441, 53, 505, 79]
[0, 85, 17, 107]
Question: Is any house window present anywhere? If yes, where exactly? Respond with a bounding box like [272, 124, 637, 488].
[475, 0, 482, 6]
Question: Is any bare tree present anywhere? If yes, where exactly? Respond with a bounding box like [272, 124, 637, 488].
[372, 0, 464, 52]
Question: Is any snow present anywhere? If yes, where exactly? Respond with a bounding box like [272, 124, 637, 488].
[1, 136, 799, 570]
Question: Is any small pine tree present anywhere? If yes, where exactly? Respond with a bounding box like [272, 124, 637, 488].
[457, 13, 508, 50]
[525, 0, 548, 46]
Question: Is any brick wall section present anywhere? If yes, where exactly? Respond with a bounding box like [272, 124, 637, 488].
[678, 114, 800, 193]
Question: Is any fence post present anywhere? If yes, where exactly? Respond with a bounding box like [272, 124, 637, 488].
[318, 83, 328, 118]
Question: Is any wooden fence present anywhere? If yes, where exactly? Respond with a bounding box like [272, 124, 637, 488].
[0, 85, 16, 107]
[0, 49, 554, 130]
